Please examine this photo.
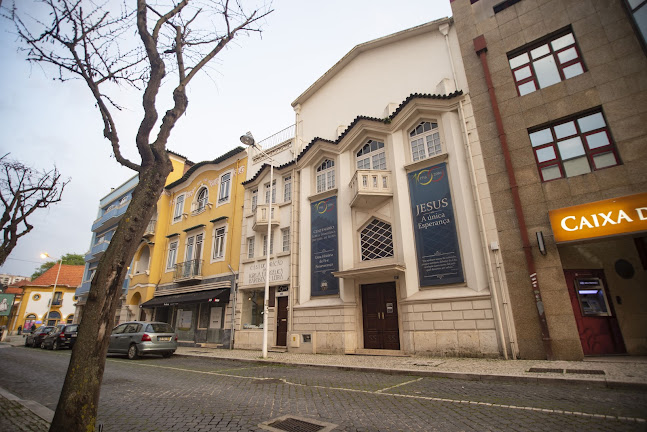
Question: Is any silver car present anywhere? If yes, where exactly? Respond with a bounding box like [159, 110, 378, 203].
[108, 321, 177, 359]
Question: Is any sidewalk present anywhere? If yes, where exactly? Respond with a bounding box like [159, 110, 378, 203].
[173, 345, 647, 389]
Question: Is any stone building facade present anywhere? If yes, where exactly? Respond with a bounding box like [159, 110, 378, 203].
[450, 0, 647, 359]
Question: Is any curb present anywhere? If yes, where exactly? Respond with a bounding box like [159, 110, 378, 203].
[173, 352, 647, 390]
[0, 386, 54, 423]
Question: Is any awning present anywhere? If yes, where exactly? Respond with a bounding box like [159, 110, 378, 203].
[140, 288, 230, 308]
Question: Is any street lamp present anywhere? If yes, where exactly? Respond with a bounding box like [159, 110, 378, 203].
[240, 131, 273, 359]
[40, 253, 62, 327]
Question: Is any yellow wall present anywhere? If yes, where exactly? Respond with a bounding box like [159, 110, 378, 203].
[127, 150, 247, 304]
[159, 153, 247, 286]
[127, 154, 192, 305]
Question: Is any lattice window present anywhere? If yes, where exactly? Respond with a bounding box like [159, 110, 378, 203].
[361, 219, 394, 261]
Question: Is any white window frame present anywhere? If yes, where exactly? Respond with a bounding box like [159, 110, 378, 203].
[282, 228, 290, 252]
[251, 188, 258, 212]
[356, 139, 386, 170]
[409, 121, 442, 162]
[185, 232, 204, 263]
[192, 186, 209, 215]
[265, 180, 276, 204]
[211, 224, 227, 262]
[247, 237, 255, 259]
[217, 170, 233, 206]
[166, 240, 178, 271]
[172, 194, 186, 223]
[283, 175, 292, 202]
[263, 233, 274, 256]
[316, 159, 335, 194]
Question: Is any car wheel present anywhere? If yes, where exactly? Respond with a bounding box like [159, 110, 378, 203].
[40, 341, 46, 349]
[162, 352, 173, 358]
[127, 344, 139, 360]
[52, 340, 59, 350]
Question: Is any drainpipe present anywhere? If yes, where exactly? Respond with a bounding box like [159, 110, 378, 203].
[473, 35, 553, 360]
[440, 23, 513, 359]
[228, 264, 237, 349]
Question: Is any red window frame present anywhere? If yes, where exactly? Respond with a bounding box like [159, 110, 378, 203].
[508, 28, 587, 96]
[529, 109, 620, 182]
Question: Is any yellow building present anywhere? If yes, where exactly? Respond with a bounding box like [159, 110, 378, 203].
[14, 264, 84, 332]
[136, 147, 247, 347]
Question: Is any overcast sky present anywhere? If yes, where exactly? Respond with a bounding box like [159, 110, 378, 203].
[0, 0, 453, 277]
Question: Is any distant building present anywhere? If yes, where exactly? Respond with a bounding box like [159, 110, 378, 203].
[13, 263, 83, 332]
[0, 274, 30, 287]
[450, 0, 647, 359]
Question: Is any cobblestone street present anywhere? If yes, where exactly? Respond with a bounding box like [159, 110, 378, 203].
[1, 347, 646, 431]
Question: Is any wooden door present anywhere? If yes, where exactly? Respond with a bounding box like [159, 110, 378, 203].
[276, 296, 288, 346]
[361, 283, 400, 350]
[564, 269, 625, 355]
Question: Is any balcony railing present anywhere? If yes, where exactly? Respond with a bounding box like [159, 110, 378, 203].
[84, 239, 110, 262]
[190, 199, 211, 215]
[91, 201, 129, 232]
[349, 170, 393, 208]
[173, 259, 203, 281]
[252, 204, 279, 232]
[48, 299, 63, 307]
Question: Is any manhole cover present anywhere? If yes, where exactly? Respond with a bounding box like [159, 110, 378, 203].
[260, 415, 337, 432]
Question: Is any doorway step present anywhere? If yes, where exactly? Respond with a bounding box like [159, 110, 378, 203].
[352, 349, 409, 357]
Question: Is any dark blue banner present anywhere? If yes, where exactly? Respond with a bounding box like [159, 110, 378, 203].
[408, 163, 464, 286]
[311, 196, 339, 296]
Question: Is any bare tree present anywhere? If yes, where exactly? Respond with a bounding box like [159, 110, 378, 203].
[0, 154, 69, 267]
[7, 1, 272, 431]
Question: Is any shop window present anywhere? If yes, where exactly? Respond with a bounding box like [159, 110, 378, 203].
[410, 121, 441, 162]
[356, 139, 386, 170]
[508, 28, 586, 96]
[242, 289, 264, 328]
[529, 109, 620, 182]
[316, 159, 335, 193]
[361, 219, 394, 261]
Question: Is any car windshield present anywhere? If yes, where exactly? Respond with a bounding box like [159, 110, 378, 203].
[146, 323, 174, 333]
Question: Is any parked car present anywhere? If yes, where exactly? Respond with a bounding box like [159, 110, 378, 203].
[107, 321, 177, 359]
[24, 326, 55, 348]
[41, 323, 79, 350]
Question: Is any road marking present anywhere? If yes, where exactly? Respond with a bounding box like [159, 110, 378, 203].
[113, 360, 646, 424]
[376, 377, 423, 393]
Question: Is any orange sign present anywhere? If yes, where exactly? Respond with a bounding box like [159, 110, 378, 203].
[549, 192, 647, 243]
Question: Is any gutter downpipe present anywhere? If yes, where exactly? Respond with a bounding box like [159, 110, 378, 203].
[228, 264, 237, 349]
[440, 23, 511, 360]
[473, 35, 553, 360]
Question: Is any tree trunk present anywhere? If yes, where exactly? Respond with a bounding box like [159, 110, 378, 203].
[49, 157, 172, 432]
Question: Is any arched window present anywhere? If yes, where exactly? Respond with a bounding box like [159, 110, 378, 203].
[361, 219, 394, 261]
[134, 245, 150, 274]
[316, 159, 335, 193]
[66, 314, 74, 324]
[193, 187, 209, 214]
[410, 121, 441, 162]
[356, 139, 386, 170]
